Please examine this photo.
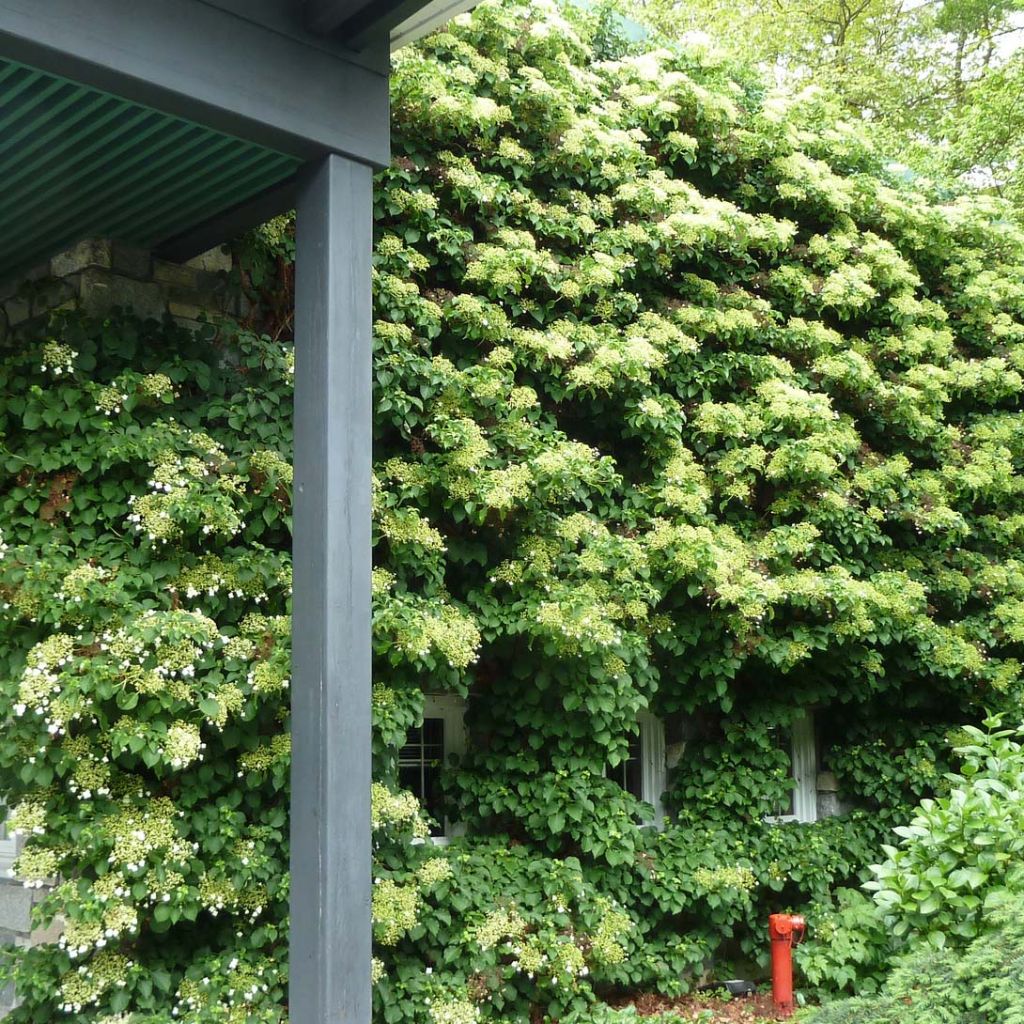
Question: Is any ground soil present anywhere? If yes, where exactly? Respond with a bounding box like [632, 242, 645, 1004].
[609, 990, 786, 1022]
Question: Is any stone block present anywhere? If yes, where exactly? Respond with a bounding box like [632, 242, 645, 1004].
[169, 276, 221, 300]
[194, 273, 231, 299]
[665, 741, 687, 770]
[3, 297, 30, 327]
[29, 914, 63, 946]
[153, 260, 200, 290]
[0, 884, 32, 934]
[50, 239, 113, 278]
[171, 316, 207, 334]
[0, 261, 48, 303]
[79, 270, 166, 321]
[816, 790, 851, 819]
[0, 277, 78, 333]
[816, 770, 839, 792]
[168, 300, 208, 322]
[187, 246, 232, 274]
[0, 980, 18, 1015]
[32, 278, 77, 314]
[11, 238, 247, 340]
[110, 242, 152, 281]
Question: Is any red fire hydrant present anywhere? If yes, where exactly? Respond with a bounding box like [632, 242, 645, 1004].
[768, 913, 806, 1018]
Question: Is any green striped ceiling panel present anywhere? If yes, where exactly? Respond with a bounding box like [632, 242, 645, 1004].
[0, 59, 303, 277]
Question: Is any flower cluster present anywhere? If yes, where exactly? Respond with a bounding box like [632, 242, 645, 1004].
[58, 952, 132, 1013]
[428, 996, 482, 1024]
[589, 899, 633, 966]
[103, 799, 194, 873]
[238, 734, 291, 775]
[471, 906, 528, 950]
[372, 878, 420, 945]
[692, 866, 759, 894]
[40, 340, 76, 376]
[11, 845, 61, 888]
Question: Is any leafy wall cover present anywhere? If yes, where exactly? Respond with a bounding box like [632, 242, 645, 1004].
[1, 1, 1024, 1020]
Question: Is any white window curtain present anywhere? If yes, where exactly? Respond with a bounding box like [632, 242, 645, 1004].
[790, 711, 818, 823]
[638, 711, 667, 827]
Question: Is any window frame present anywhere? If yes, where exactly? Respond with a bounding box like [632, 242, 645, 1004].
[790, 712, 818, 823]
[765, 711, 818, 825]
[404, 694, 467, 844]
[638, 711, 667, 827]
[605, 712, 667, 828]
[402, 700, 669, 839]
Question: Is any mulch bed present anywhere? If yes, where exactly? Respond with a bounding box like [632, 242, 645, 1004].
[609, 990, 787, 1022]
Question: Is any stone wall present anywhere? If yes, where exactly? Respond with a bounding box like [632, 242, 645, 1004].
[816, 770, 850, 819]
[0, 878, 61, 1017]
[0, 236, 242, 1016]
[0, 237, 245, 343]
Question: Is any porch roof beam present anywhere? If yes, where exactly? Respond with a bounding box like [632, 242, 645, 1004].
[304, 0, 409, 48]
[303, 0, 368, 34]
[0, 0, 390, 167]
[156, 175, 300, 264]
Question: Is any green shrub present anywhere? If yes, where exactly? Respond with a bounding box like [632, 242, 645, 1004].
[796, 888, 892, 995]
[797, 722, 1024, 995]
[799, 890, 1024, 1024]
[867, 722, 1024, 944]
[0, 318, 299, 1022]
[825, 725, 953, 827]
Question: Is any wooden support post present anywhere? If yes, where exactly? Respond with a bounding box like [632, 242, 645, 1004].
[290, 153, 373, 1024]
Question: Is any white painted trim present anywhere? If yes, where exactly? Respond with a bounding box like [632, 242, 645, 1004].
[0, 807, 19, 877]
[765, 712, 818, 825]
[421, 694, 467, 840]
[390, 0, 478, 49]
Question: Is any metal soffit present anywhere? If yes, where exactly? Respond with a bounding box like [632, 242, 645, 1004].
[0, 57, 302, 277]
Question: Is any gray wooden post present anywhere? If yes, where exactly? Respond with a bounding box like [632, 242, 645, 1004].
[291, 153, 373, 1024]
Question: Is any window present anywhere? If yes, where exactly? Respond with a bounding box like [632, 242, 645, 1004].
[399, 694, 466, 842]
[607, 712, 667, 827]
[609, 734, 644, 799]
[767, 711, 818, 824]
[400, 701, 667, 837]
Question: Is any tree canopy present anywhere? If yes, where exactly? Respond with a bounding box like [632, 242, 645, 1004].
[637, 0, 1024, 205]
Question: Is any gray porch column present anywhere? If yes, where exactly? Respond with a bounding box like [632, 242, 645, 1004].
[291, 154, 373, 1024]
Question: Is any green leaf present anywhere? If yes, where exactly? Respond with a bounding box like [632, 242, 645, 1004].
[199, 698, 222, 719]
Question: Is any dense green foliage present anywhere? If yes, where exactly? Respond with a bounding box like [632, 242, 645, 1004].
[2, 1, 1024, 1021]
[0, 320, 296, 1021]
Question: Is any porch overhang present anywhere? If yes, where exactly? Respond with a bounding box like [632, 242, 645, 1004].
[0, 0, 393, 280]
